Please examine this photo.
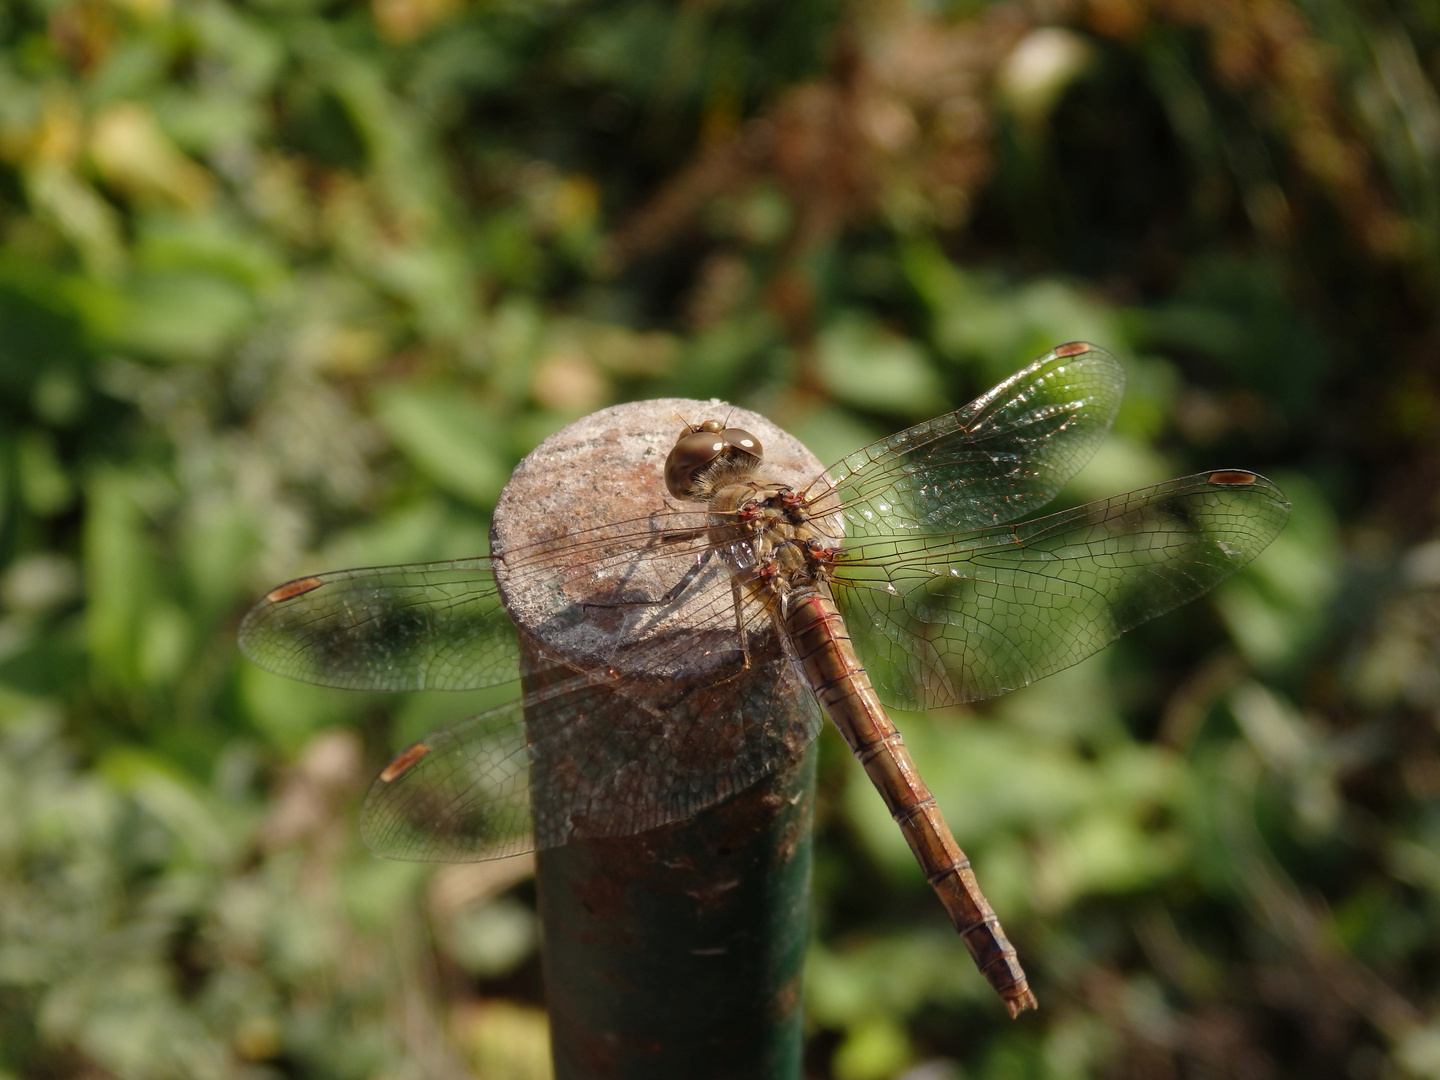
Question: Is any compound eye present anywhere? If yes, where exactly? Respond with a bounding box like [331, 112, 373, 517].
[665, 429, 726, 499]
[720, 428, 762, 462]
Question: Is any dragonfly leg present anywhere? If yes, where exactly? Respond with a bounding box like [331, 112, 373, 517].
[660, 545, 719, 604]
[650, 573, 759, 693]
[576, 543, 719, 614]
[728, 575, 752, 675]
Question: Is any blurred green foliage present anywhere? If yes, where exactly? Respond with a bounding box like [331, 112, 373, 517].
[2, 0, 1440, 1077]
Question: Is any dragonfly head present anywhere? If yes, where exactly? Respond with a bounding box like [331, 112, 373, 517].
[665, 419, 764, 500]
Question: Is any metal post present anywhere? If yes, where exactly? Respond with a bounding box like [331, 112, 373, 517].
[534, 709, 816, 1079]
[491, 399, 826, 1080]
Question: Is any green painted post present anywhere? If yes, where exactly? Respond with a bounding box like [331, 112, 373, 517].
[492, 399, 825, 1080]
[535, 720, 816, 1079]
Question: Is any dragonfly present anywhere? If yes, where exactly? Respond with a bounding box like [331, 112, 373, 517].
[239, 342, 1289, 1017]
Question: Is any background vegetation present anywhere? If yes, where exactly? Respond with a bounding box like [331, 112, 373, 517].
[2, 0, 1438, 1076]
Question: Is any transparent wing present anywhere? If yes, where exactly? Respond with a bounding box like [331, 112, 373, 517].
[814, 342, 1125, 536]
[238, 558, 518, 691]
[237, 508, 724, 693]
[832, 471, 1290, 711]
[243, 509, 827, 861]
[360, 649, 824, 861]
[361, 691, 535, 860]
[239, 344, 1123, 695]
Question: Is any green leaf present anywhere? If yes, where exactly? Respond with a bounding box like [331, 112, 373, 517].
[816, 315, 946, 417]
[108, 272, 256, 364]
[371, 386, 508, 506]
[83, 469, 156, 690]
[833, 1016, 913, 1080]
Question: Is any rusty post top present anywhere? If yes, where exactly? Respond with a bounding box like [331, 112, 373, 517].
[489, 398, 828, 677]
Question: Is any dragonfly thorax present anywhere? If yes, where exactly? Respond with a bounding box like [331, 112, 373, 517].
[665, 419, 764, 500]
[715, 485, 833, 599]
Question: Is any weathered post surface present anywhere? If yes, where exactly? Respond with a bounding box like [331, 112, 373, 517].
[491, 399, 824, 1080]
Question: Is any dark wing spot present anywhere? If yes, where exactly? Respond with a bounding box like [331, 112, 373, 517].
[265, 576, 325, 603]
[1207, 471, 1259, 487]
[1054, 341, 1092, 358]
[379, 742, 430, 782]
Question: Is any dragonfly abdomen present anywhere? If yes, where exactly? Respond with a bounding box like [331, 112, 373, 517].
[781, 586, 1039, 1017]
